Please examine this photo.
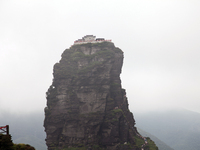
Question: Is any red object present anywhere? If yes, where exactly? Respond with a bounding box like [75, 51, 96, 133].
[0, 126, 6, 130]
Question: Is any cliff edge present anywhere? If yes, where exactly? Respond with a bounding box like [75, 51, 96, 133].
[44, 40, 158, 150]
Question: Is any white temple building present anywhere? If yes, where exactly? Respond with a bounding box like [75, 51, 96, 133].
[73, 35, 111, 45]
[83, 35, 96, 42]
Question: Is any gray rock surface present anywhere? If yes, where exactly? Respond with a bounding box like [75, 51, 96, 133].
[44, 42, 156, 150]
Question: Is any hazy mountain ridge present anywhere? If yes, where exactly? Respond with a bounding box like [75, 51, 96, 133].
[134, 109, 200, 150]
[1, 109, 199, 150]
[137, 128, 174, 150]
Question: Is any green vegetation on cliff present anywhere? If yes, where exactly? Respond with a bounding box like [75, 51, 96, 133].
[146, 138, 159, 150]
[53, 42, 122, 79]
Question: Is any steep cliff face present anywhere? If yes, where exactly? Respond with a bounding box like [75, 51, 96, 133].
[44, 41, 157, 150]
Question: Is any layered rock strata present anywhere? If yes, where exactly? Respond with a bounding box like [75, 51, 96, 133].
[44, 42, 153, 150]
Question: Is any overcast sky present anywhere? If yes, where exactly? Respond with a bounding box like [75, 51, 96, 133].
[0, 0, 200, 114]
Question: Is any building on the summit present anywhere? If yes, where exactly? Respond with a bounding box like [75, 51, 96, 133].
[83, 35, 96, 42]
[73, 35, 111, 45]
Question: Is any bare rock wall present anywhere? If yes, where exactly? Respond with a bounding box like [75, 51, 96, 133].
[44, 42, 140, 150]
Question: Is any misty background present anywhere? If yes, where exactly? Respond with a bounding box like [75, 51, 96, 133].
[1, 1, 200, 150]
[1, 1, 200, 115]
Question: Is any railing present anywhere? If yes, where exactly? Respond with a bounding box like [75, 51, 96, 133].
[0, 125, 9, 135]
[74, 39, 112, 45]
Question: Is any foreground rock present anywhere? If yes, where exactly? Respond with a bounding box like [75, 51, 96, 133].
[44, 41, 158, 150]
[0, 133, 35, 150]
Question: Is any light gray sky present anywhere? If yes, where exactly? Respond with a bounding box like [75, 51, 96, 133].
[0, 0, 200, 114]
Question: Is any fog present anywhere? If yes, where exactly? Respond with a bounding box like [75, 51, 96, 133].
[0, 0, 200, 114]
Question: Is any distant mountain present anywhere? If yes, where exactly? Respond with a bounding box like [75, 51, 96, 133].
[134, 109, 200, 150]
[2, 109, 199, 150]
[137, 128, 174, 150]
[0, 111, 47, 150]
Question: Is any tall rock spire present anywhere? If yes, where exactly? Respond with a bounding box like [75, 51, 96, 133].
[44, 38, 158, 150]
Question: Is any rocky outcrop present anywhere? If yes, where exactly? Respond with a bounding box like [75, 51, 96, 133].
[44, 41, 157, 150]
[0, 134, 35, 150]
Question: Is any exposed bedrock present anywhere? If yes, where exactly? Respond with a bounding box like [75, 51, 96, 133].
[44, 42, 155, 150]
